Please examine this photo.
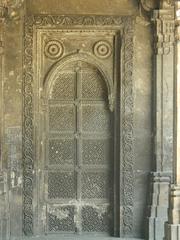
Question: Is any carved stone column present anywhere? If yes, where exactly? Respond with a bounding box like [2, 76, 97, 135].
[165, 1, 180, 239]
[147, 2, 175, 240]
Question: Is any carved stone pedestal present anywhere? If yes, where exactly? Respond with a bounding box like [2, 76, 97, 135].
[165, 186, 180, 240]
[147, 172, 171, 240]
[165, 223, 180, 240]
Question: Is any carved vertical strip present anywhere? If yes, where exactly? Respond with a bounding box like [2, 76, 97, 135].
[0, 17, 3, 172]
[121, 17, 134, 236]
[0, 6, 9, 240]
[0, 19, 4, 240]
[23, 16, 34, 236]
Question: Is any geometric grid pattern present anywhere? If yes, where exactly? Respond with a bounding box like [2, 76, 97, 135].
[47, 62, 112, 234]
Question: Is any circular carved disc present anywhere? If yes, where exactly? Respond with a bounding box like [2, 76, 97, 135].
[93, 41, 112, 59]
[45, 40, 64, 59]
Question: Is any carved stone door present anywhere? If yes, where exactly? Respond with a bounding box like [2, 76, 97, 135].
[43, 60, 113, 235]
[33, 28, 118, 237]
[23, 16, 134, 238]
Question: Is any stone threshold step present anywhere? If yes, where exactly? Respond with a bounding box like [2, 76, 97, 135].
[20, 237, 143, 240]
[21, 239, 143, 240]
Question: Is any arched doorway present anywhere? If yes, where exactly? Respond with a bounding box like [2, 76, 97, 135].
[40, 59, 114, 236]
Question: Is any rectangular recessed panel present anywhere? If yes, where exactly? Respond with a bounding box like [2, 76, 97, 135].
[81, 71, 107, 100]
[81, 172, 110, 199]
[51, 72, 75, 100]
[49, 139, 75, 165]
[82, 139, 110, 165]
[48, 172, 76, 199]
[82, 205, 111, 233]
[49, 105, 75, 132]
[48, 205, 75, 232]
[82, 105, 111, 133]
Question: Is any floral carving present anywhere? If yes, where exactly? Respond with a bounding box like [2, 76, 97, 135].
[23, 17, 34, 236]
[121, 17, 134, 235]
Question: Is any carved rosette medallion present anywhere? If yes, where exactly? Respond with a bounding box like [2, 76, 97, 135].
[93, 40, 112, 59]
[45, 40, 64, 59]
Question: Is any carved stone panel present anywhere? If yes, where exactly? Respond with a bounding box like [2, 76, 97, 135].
[44, 61, 113, 235]
[23, 15, 134, 237]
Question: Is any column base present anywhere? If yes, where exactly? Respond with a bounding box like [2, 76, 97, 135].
[164, 185, 180, 240]
[164, 223, 180, 240]
[147, 172, 171, 240]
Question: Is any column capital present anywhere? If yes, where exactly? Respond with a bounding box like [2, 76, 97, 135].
[175, 1, 180, 41]
[153, 7, 175, 55]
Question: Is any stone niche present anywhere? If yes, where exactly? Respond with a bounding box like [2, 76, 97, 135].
[0, 0, 153, 239]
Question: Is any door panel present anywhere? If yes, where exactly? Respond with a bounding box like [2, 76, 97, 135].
[43, 62, 113, 235]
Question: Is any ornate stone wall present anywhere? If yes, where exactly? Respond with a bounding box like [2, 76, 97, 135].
[23, 14, 135, 237]
[0, 0, 155, 239]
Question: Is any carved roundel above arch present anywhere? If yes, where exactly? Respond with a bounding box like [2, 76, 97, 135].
[93, 40, 112, 59]
[44, 40, 64, 59]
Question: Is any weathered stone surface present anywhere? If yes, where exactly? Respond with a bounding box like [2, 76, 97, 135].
[0, 0, 176, 240]
[26, 0, 138, 15]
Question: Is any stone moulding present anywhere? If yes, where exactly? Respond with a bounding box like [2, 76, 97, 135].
[23, 14, 134, 237]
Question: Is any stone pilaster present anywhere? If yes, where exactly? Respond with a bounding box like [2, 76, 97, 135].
[0, 4, 9, 240]
[147, 2, 175, 239]
[165, 1, 180, 239]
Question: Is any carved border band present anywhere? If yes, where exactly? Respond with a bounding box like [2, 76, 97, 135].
[121, 17, 134, 236]
[23, 17, 34, 236]
[23, 15, 134, 236]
